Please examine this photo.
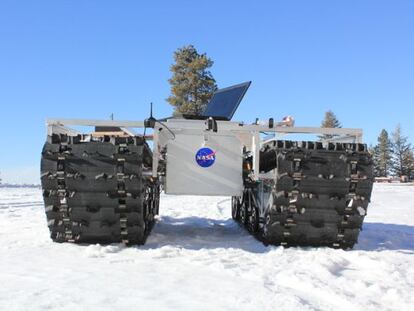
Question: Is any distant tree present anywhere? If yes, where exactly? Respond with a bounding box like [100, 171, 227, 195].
[369, 144, 378, 175]
[371, 130, 392, 177]
[167, 45, 217, 115]
[320, 110, 341, 140]
[404, 150, 414, 180]
[372, 129, 393, 177]
[391, 124, 414, 178]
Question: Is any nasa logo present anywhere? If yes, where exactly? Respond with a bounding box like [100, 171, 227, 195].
[195, 147, 216, 168]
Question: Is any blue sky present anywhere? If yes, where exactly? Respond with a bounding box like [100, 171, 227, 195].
[1, 0, 413, 184]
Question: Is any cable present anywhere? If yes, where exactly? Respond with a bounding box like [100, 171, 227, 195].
[143, 102, 175, 139]
[155, 120, 176, 139]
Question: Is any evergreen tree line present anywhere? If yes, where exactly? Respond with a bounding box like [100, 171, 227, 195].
[319, 111, 414, 179]
[317, 111, 413, 179]
[370, 126, 414, 179]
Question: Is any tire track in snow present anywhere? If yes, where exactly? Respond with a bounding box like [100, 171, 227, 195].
[216, 198, 231, 217]
[0, 202, 43, 209]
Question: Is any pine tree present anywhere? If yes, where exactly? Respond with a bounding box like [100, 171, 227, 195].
[371, 145, 381, 177]
[320, 110, 341, 140]
[391, 124, 414, 178]
[372, 129, 392, 177]
[369, 144, 380, 177]
[404, 150, 414, 180]
[167, 45, 217, 115]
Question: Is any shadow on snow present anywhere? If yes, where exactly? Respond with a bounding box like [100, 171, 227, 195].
[143, 216, 269, 253]
[143, 216, 414, 253]
[356, 222, 414, 252]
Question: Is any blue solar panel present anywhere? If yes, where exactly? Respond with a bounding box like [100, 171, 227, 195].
[202, 81, 251, 120]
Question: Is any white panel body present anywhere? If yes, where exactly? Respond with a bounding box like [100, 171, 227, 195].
[165, 130, 243, 196]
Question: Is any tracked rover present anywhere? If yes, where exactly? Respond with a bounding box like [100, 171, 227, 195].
[41, 82, 373, 248]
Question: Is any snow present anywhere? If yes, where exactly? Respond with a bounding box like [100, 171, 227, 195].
[0, 184, 413, 311]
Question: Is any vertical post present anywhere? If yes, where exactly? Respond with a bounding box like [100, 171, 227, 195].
[252, 131, 260, 180]
[47, 123, 54, 136]
[152, 128, 159, 178]
[356, 133, 363, 143]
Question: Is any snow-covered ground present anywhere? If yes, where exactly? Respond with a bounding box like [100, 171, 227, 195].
[0, 184, 413, 311]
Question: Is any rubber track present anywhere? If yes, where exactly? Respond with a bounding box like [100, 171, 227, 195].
[257, 140, 373, 249]
[41, 134, 158, 245]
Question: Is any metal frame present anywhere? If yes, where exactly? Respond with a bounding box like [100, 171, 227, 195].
[47, 118, 362, 138]
[46, 117, 363, 181]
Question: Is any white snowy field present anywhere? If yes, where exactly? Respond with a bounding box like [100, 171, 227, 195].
[0, 184, 413, 311]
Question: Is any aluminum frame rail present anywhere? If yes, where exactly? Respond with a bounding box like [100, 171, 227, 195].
[46, 118, 364, 180]
[46, 118, 363, 140]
